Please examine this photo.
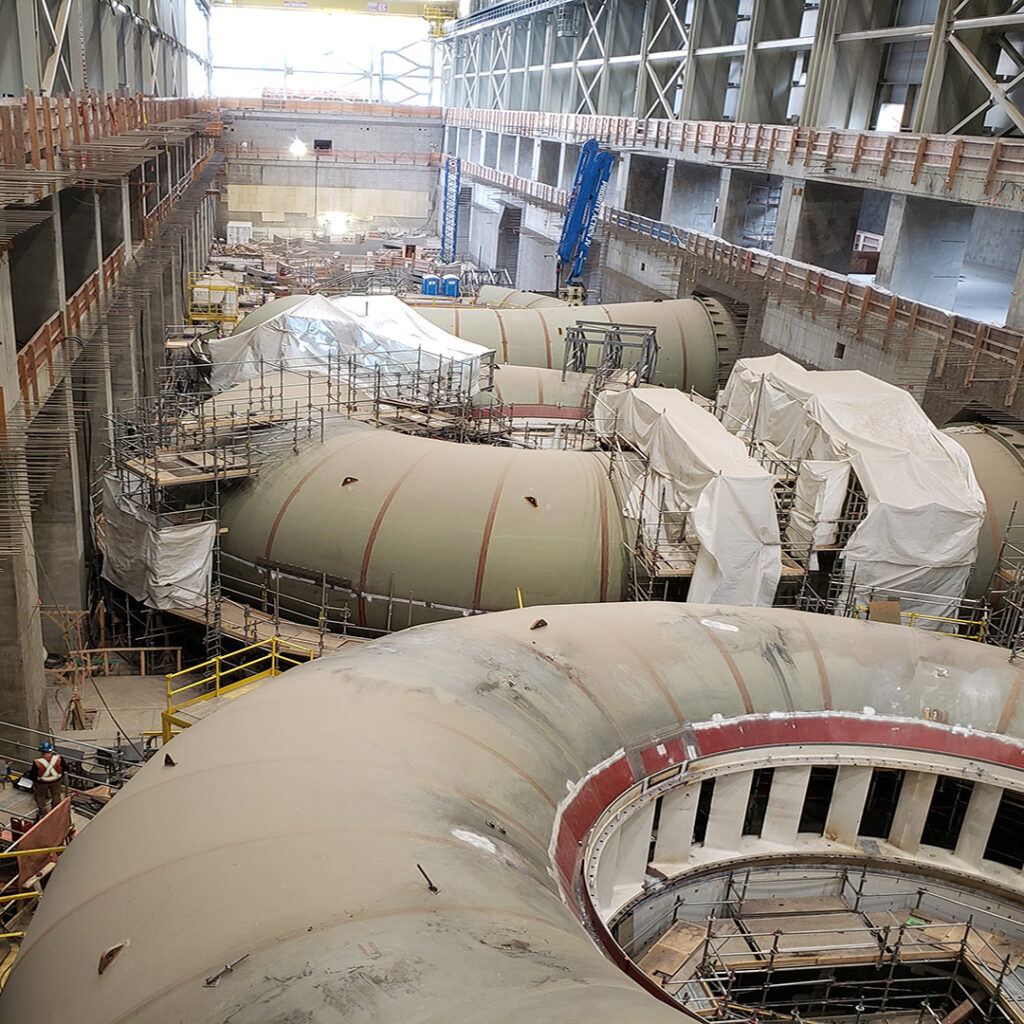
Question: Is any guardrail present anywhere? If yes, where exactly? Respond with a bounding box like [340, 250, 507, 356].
[0, 90, 216, 173]
[161, 636, 314, 743]
[218, 98, 442, 118]
[459, 158, 1024, 408]
[220, 145, 442, 165]
[16, 313, 69, 415]
[7, 141, 208, 435]
[445, 108, 1024, 206]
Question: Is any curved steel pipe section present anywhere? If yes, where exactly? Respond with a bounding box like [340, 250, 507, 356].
[416, 296, 738, 393]
[5, 603, 1024, 1022]
[945, 424, 1024, 598]
[232, 295, 740, 394]
[475, 285, 569, 308]
[473, 364, 593, 419]
[218, 426, 624, 630]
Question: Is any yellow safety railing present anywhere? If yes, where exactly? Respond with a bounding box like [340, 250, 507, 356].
[904, 611, 987, 642]
[856, 606, 988, 642]
[162, 637, 314, 743]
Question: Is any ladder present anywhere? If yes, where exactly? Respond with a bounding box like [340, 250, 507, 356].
[440, 156, 461, 264]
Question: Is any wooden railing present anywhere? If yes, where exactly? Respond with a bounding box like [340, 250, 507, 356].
[17, 245, 129, 419]
[445, 108, 1024, 204]
[218, 97, 442, 118]
[461, 159, 1024, 408]
[220, 145, 442, 165]
[0, 91, 218, 173]
[16, 313, 70, 414]
[101, 244, 126, 292]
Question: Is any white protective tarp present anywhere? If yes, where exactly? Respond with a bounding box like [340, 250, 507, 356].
[788, 460, 851, 550]
[101, 476, 217, 610]
[594, 387, 781, 606]
[201, 294, 490, 398]
[721, 355, 986, 619]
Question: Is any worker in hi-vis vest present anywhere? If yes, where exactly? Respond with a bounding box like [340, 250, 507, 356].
[27, 741, 65, 818]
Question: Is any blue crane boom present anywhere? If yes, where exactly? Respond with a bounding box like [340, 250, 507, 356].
[556, 139, 616, 299]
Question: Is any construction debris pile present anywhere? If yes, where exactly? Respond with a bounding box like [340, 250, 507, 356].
[204, 236, 457, 301]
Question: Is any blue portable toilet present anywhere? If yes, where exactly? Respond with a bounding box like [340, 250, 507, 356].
[441, 274, 460, 298]
[422, 274, 440, 296]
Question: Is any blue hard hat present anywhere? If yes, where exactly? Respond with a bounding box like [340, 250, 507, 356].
[38, 741, 53, 752]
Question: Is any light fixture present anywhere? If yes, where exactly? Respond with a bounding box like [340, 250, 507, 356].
[289, 139, 307, 157]
[322, 211, 348, 233]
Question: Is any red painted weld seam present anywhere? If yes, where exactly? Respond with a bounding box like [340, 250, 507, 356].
[264, 450, 340, 562]
[431, 719, 557, 808]
[494, 310, 510, 363]
[614, 634, 685, 724]
[357, 461, 420, 627]
[700, 624, 754, 714]
[473, 462, 513, 611]
[798, 621, 833, 711]
[998, 669, 1024, 733]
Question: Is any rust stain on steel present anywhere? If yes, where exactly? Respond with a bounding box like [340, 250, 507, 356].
[472, 461, 514, 612]
[540, 316, 553, 368]
[453, 306, 461, 337]
[596, 473, 610, 603]
[798, 621, 833, 710]
[997, 667, 1024, 733]
[264, 449, 342, 562]
[357, 459, 423, 627]
[537, 373, 546, 406]
[698, 621, 755, 714]
[426, 718, 558, 808]
[494, 309, 510, 363]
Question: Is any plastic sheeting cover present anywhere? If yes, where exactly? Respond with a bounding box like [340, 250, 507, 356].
[721, 354, 986, 618]
[200, 294, 490, 397]
[100, 477, 216, 611]
[594, 387, 781, 606]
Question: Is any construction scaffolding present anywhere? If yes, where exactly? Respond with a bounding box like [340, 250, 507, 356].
[99, 354, 501, 654]
[987, 504, 1024, 659]
[562, 321, 659, 392]
[604, 427, 803, 604]
[630, 867, 1024, 1024]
